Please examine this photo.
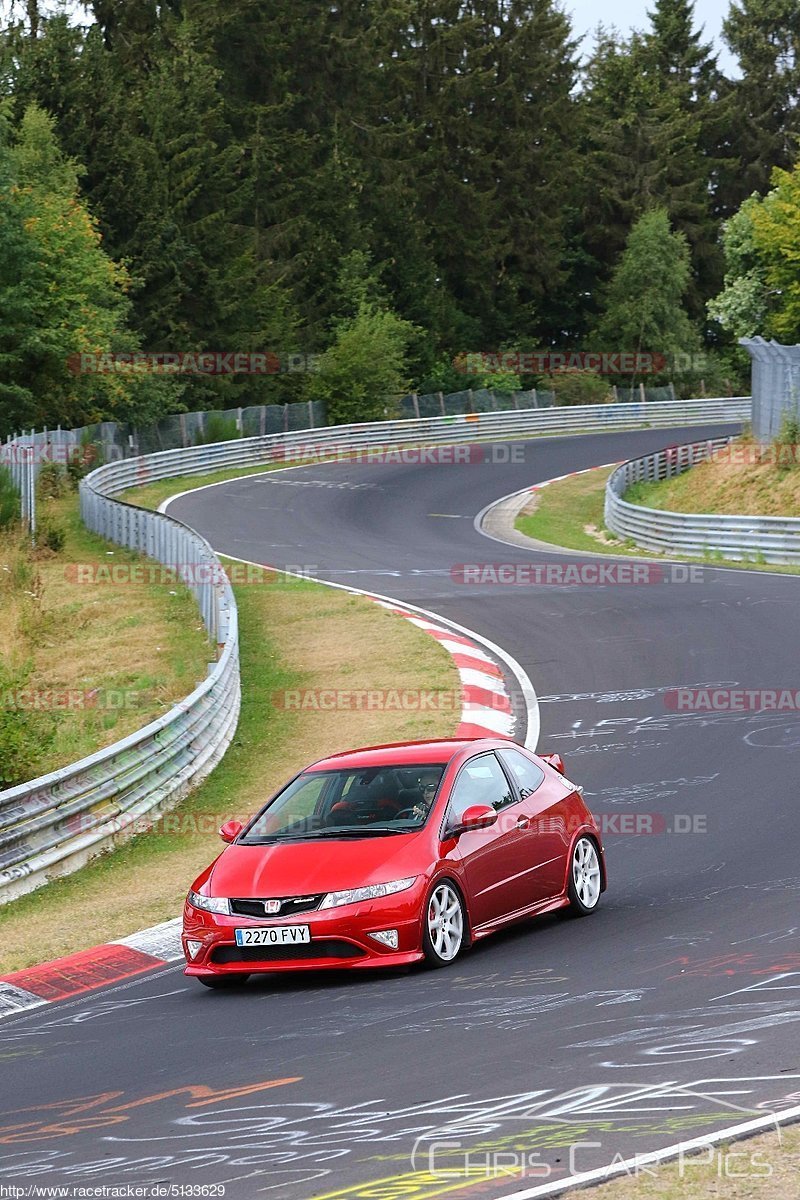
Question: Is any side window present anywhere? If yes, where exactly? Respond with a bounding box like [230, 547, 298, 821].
[448, 753, 514, 822]
[499, 748, 545, 800]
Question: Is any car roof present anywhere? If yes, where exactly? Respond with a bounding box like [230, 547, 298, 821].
[305, 737, 506, 772]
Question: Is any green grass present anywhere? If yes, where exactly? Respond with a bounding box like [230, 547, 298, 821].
[0, 491, 210, 786]
[514, 467, 628, 555]
[0, 559, 460, 971]
[514, 465, 800, 575]
[622, 437, 800, 518]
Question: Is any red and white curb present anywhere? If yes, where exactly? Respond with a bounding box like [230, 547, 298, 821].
[0, 918, 184, 1017]
[527, 462, 621, 493]
[374, 600, 516, 739]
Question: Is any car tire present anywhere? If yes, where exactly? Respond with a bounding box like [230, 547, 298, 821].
[196, 974, 250, 989]
[422, 880, 467, 967]
[566, 837, 602, 916]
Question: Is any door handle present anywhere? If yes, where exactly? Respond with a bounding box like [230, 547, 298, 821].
[516, 815, 531, 829]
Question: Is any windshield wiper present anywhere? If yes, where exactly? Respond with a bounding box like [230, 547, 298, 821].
[303, 827, 411, 838]
[241, 833, 316, 844]
[242, 826, 413, 844]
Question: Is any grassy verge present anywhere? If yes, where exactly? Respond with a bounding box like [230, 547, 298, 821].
[587, 1123, 800, 1199]
[0, 492, 209, 787]
[0, 560, 460, 971]
[624, 437, 800, 517]
[514, 465, 800, 574]
[515, 467, 628, 555]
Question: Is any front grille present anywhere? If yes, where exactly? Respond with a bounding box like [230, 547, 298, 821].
[230, 895, 323, 919]
[211, 940, 365, 964]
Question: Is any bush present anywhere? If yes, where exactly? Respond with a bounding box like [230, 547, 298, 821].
[671, 346, 751, 399]
[775, 410, 800, 469]
[0, 466, 18, 530]
[417, 354, 481, 395]
[548, 370, 612, 407]
[194, 413, 241, 446]
[36, 461, 69, 501]
[479, 370, 522, 394]
[36, 519, 66, 553]
[66, 435, 104, 485]
[306, 303, 418, 425]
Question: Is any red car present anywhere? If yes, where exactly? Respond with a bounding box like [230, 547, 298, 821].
[183, 737, 606, 987]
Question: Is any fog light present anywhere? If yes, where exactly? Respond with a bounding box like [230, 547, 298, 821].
[186, 939, 203, 960]
[369, 929, 399, 950]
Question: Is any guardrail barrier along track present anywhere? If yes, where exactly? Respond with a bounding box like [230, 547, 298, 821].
[605, 434, 800, 564]
[0, 397, 748, 902]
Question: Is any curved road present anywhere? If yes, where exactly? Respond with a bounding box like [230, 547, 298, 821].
[3, 423, 800, 1200]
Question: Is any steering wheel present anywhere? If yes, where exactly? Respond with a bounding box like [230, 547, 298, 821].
[392, 806, 424, 821]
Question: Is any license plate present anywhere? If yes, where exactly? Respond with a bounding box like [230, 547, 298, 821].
[235, 925, 311, 947]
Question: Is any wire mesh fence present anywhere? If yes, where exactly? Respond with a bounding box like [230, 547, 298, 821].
[398, 383, 691, 418]
[741, 337, 800, 442]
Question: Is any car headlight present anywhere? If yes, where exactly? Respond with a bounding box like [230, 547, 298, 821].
[187, 889, 230, 915]
[319, 877, 417, 910]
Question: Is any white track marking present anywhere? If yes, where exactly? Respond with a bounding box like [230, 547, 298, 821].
[491, 1101, 800, 1199]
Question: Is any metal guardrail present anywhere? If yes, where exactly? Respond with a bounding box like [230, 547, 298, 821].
[605, 437, 800, 564]
[0, 396, 748, 902]
[0, 464, 240, 902]
[98, 397, 752, 493]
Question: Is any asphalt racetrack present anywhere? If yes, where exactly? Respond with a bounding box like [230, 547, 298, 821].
[4, 422, 800, 1200]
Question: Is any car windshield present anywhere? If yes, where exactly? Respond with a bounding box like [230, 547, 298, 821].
[241, 764, 447, 843]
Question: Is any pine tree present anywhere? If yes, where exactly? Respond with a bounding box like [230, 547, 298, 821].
[581, 3, 724, 330]
[722, 0, 800, 204]
[390, 0, 582, 349]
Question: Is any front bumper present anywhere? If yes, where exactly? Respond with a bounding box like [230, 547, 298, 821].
[182, 887, 426, 976]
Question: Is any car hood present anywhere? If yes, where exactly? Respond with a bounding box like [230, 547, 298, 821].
[208, 831, 427, 897]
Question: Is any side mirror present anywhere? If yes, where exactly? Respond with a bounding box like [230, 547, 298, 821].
[540, 753, 565, 775]
[219, 819, 244, 844]
[452, 804, 498, 836]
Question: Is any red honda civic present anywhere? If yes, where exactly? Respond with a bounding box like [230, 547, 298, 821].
[183, 737, 606, 987]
